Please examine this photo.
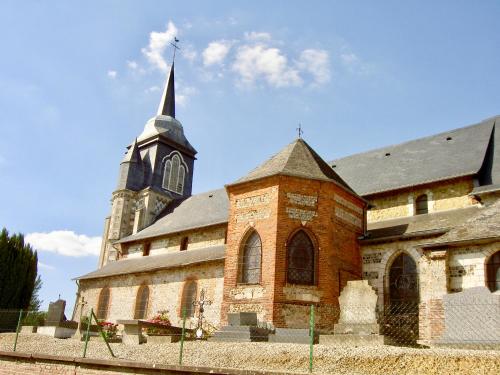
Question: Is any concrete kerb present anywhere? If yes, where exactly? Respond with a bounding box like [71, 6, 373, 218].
[0, 350, 294, 375]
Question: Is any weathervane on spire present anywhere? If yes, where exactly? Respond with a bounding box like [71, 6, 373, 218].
[171, 37, 180, 64]
[296, 123, 303, 138]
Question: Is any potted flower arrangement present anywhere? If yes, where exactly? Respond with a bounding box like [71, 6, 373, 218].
[98, 321, 120, 342]
[145, 310, 179, 343]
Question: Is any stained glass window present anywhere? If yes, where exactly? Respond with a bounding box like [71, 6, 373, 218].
[287, 231, 315, 285]
[240, 231, 261, 284]
[134, 285, 150, 319]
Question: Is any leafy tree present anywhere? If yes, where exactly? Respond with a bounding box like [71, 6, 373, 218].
[29, 275, 43, 311]
[0, 228, 39, 309]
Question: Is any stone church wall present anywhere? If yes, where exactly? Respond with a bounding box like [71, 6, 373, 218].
[122, 224, 227, 258]
[78, 260, 225, 329]
[367, 178, 474, 223]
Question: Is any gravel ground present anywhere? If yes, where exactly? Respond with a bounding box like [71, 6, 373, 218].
[1, 333, 499, 374]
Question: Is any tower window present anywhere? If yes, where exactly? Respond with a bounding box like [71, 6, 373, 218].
[162, 152, 187, 195]
[415, 194, 428, 215]
[143, 242, 151, 256]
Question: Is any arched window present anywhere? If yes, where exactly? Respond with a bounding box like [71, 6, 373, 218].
[287, 231, 315, 285]
[415, 194, 428, 215]
[486, 251, 500, 292]
[134, 285, 150, 319]
[96, 287, 110, 320]
[162, 153, 187, 195]
[389, 253, 419, 304]
[162, 160, 171, 189]
[180, 236, 189, 251]
[181, 280, 197, 317]
[239, 231, 262, 284]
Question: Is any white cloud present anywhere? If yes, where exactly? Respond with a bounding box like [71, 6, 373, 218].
[244, 31, 272, 42]
[182, 44, 197, 62]
[145, 86, 161, 94]
[203, 40, 232, 66]
[177, 85, 198, 106]
[38, 262, 55, 271]
[141, 21, 178, 72]
[107, 70, 117, 79]
[297, 49, 331, 85]
[127, 60, 138, 70]
[232, 44, 302, 88]
[26, 231, 101, 257]
[340, 51, 372, 75]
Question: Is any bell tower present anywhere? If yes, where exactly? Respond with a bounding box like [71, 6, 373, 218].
[98, 61, 197, 267]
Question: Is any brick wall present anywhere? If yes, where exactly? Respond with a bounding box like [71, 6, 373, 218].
[221, 175, 365, 329]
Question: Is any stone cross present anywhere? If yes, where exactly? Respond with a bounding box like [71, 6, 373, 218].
[73, 296, 87, 340]
[192, 288, 212, 339]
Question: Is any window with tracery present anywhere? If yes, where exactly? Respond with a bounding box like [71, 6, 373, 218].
[134, 285, 150, 319]
[239, 231, 262, 284]
[96, 287, 110, 320]
[287, 231, 315, 285]
[181, 280, 197, 317]
[486, 251, 500, 292]
[415, 194, 428, 215]
[162, 152, 187, 195]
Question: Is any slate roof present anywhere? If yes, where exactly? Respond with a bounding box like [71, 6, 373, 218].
[233, 138, 356, 194]
[76, 245, 225, 280]
[364, 206, 480, 242]
[118, 189, 229, 243]
[422, 200, 500, 247]
[331, 116, 498, 196]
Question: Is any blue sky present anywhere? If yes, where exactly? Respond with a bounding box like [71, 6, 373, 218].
[1, 1, 499, 312]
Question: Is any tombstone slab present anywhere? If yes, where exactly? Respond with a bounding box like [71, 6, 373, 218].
[321, 280, 384, 346]
[46, 299, 66, 326]
[437, 287, 500, 348]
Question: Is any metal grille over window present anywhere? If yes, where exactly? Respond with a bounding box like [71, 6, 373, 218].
[287, 231, 315, 285]
[486, 251, 500, 292]
[134, 285, 150, 319]
[96, 287, 110, 320]
[181, 280, 197, 317]
[415, 194, 428, 215]
[240, 231, 262, 284]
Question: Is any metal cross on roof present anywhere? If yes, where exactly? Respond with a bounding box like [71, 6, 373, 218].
[296, 123, 303, 138]
[170, 37, 180, 63]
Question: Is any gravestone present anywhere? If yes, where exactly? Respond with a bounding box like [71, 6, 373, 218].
[320, 280, 384, 346]
[436, 287, 500, 348]
[210, 312, 269, 342]
[37, 299, 77, 339]
[46, 299, 66, 325]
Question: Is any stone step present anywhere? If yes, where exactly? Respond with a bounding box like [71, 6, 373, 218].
[268, 335, 312, 344]
[274, 328, 310, 336]
[212, 331, 251, 340]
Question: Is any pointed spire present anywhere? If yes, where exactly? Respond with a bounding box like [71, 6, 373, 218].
[122, 138, 141, 163]
[157, 63, 175, 118]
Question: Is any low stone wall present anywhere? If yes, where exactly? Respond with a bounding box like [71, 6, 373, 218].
[0, 351, 277, 375]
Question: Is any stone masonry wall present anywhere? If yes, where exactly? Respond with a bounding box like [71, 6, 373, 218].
[122, 224, 226, 259]
[77, 260, 224, 329]
[366, 178, 474, 223]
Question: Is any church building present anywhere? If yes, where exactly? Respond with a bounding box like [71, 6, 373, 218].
[75, 62, 500, 345]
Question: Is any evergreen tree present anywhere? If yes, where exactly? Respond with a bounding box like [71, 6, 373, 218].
[0, 228, 39, 309]
[29, 275, 43, 311]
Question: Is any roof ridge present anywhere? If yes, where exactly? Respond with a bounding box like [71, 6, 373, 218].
[331, 115, 497, 163]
